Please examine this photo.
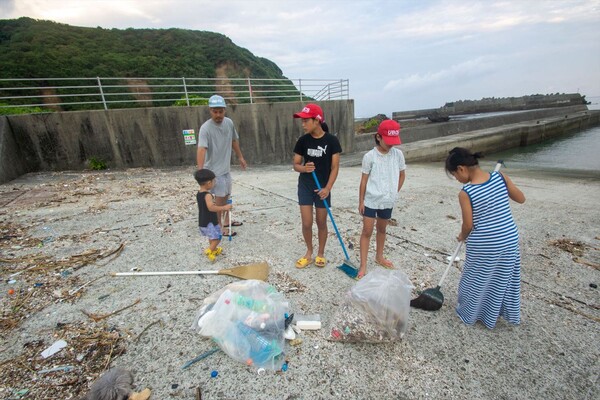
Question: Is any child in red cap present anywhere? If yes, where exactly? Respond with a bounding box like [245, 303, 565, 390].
[292, 103, 342, 269]
[358, 119, 406, 279]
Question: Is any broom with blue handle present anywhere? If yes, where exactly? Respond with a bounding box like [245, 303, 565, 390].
[311, 171, 359, 279]
[227, 198, 233, 241]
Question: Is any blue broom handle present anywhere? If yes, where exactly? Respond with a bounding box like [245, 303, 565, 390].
[227, 198, 233, 241]
[311, 171, 350, 260]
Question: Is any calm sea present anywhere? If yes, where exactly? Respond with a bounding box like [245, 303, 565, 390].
[482, 95, 600, 179]
[586, 95, 600, 111]
[486, 126, 600, 176]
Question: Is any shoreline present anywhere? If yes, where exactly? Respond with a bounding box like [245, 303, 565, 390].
[1, 163, 598, 399]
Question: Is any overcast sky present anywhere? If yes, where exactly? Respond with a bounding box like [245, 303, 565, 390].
[2, 0, 599, 117]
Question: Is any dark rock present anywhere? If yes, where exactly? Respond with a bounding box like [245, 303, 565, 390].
[427, 110, 450, 123]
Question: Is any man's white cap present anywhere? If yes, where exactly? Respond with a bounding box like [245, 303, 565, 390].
[208, 95, 227, 108]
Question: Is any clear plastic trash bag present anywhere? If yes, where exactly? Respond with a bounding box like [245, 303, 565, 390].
[327, 268, 414, 343]
[191, 280, 289, 370]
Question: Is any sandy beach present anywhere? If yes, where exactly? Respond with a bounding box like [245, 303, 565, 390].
[1, 160, 599, 399]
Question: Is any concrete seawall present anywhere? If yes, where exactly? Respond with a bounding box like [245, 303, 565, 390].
[0, 100, 354, 184]
[1, 102, 598, 183]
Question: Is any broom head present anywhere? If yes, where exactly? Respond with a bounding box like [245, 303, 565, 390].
[337, 260, 359, 279]
[219, 262, 269, 281]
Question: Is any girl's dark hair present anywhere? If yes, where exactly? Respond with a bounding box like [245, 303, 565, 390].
[445, 147, 483, 173]
[194, 168, 216, 185]
[321, 121, 329, 133]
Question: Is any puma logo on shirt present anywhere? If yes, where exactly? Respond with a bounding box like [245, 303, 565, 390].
[307, 145, 328, 157]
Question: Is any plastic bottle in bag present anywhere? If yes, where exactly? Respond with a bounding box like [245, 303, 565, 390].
[236, 321, 282, 367]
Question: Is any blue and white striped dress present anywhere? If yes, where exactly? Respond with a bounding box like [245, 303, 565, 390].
[457, 171, 521, 329]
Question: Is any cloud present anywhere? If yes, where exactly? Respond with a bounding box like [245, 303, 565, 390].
[1, 0, 599, 116]
[359, 1, 599, 43]
[383, 57, 497, 92]
[0, 0, 16, 15]
[3, 0, 171, 26]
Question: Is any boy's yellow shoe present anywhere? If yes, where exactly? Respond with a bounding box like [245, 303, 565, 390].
[205, 249, 215, 262]
[204, 247, 222, 262]
[204, 247, 222, 256]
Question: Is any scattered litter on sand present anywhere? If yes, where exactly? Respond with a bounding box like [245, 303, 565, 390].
[0, 322, 127, 399]
[0, 165, 599, 399]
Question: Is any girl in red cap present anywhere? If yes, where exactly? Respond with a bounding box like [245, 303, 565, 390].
[358, 119, 406, 279]
[292, 103, 342, 269]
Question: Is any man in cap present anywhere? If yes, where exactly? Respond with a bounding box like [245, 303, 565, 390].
[197, 94, 247, 236]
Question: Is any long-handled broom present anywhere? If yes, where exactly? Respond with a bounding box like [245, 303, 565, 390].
[311, 171, 359, 279]
[110, 262, 269, 281]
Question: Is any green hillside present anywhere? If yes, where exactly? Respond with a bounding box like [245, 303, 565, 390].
[0, 17, 299, 111]
[0, 17, 284, 79]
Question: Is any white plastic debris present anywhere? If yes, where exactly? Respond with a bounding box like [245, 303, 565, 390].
[41, 339, 67, 358]
[284, 325, 296, 340]
[294, 314, 321, 330]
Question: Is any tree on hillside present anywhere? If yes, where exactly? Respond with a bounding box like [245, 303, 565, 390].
[0, 17, 298, 110]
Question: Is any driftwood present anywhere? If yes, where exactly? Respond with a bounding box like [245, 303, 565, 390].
[82, 299, 141, 322]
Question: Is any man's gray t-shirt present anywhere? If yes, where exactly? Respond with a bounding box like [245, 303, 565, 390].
[198, 117, 239, 177]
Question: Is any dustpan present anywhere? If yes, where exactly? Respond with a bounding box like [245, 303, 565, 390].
[410, 242, 462, 311]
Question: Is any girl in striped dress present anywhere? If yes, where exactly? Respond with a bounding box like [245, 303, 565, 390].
[445, 148, 526, 329]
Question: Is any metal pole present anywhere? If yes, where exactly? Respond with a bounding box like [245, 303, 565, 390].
[299, 79, 303, 102]
[97, 77, 107, 110]
[247, 77, 253, 104]
[183, 77, 189, 106]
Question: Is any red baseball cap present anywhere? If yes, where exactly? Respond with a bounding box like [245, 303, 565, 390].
[293, 103, 324, 122]
[377, 119, 402, 146]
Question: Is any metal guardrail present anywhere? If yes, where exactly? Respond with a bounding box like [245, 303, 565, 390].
[0, 77, 349, 112]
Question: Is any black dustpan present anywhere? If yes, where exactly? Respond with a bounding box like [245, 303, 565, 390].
[410, 284, 445, 311]
[410, 242, 462, 311]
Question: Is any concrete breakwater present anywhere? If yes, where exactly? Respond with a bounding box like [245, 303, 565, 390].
[350, 106, 599, 165]
[401, 109, 600, 163]
[392, 93, 588, 119]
